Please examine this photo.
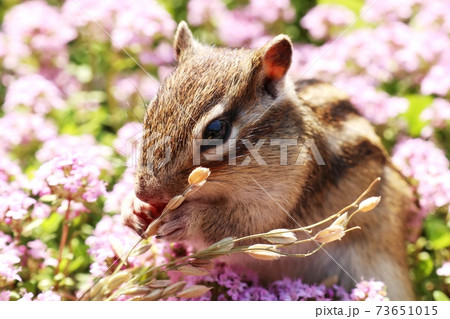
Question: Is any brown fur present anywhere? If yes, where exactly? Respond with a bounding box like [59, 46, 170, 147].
[124, 22, 415, 300]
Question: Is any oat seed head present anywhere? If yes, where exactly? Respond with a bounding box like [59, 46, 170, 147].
[358, 196, 381, 212]
[167, 195, 185, 211]
[246, 244, 282, 261]
[188, 167, 210, 185]
[177, 265, 210, 276]
[331, 212, 349, 228]
[177, 285, 211, 299]
[314, 225, 345, 243]
[265, 228, 297, 244]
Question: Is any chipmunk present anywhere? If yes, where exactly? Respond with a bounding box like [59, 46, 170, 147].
[122, 22, 415, 300]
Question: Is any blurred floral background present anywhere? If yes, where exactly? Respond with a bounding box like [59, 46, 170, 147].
[0, 0, 449, 301]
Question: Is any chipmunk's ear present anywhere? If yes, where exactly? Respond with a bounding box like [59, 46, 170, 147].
[174, 21, 195, 61]
[260, 35, 292, 81]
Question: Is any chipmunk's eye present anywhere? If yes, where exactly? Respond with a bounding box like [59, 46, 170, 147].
[203, 119, 230, 142]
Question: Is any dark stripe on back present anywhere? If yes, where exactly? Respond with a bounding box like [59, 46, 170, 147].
[295, 79, 323, 92]
[312, 99, 360, 126]
[295, 138, 387, 217]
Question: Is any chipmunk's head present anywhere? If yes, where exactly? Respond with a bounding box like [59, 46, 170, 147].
[135, 22, 302, 218]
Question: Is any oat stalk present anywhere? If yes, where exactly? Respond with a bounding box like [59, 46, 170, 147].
[86, 171, 382, 301]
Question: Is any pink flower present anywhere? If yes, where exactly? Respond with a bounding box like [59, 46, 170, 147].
[61, 0, 120, 30]
[113, 122, 143, 159]
[362, 0, 419, 23]
[32, 154, 107, 217]
[0, 231, 22, 284]
[27, 240, 57, 268]
[187, 0, 226, 26]
[437, 262, 450, 277]
[421, 98, 450, 128]
[104, 168, 135, 214]
[112, 75, 159, 108]
[301, 5, 355, 40]
[218, 10, 266, 47]
[18, 291, 34, 301]
[0, 153, 23, 183]
[4, 74, 64, 114]
[0, 291, 10, 301]
[31, 202, 51, 220]
[415, 1, 450, 34]
[335, 76, 408, 124]
[0, 32, 6, 58]
[0, 112, 57, 152]
[2, 1, 76, 71]
[350, 280, 388, 301]
[111, 0, 176, 51]
[3, 1, 76, 50]
[37, 135, 112, 172]
[421, 58, 450, 96]
[393, 138, 450, 214]
[16, 290, 61, 301]
[248, 0, 295, 24]
[1, 188, 36, 221]
[138, 42, 175, 66]
[86, 214, 173, 277]
[35, 290, 61, 301]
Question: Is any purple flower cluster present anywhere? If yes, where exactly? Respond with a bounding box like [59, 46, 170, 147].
[0, 112, 57, 152]
[421, 98, 450, 129]
[36, 134, 113, 172]
[171, 262, 389, 301]
[32, 154, 106, 215]
[104, 167, 134, 214]
[188, 0, 294, 47]
[3, 74, 64, 114]
[18, 289, 61, 301]
[350, 280, 388, 301]
[393, 139, 450, 215]
[1, 0, 76, 74]
[300, 5, 355, 40]
[289, 0, 450, 124]
[26, 240, 57, 268]
[86, 214, 172, 277]
[62, 0, 175, 66]
[0, 231, 22, 284]
[0, 288, 60, 301]
[112, 75, 159, 109]
[0, 153, 49, 222]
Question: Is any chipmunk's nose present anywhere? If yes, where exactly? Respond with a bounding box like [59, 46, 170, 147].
[135, 189, 169, 217]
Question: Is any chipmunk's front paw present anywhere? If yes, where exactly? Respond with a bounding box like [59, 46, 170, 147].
[156, 208, 192, 242]
[121, 193, 157, 237]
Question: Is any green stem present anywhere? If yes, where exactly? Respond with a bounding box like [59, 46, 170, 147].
[111, 238, 143, 276]
[56, 199, 71, 276]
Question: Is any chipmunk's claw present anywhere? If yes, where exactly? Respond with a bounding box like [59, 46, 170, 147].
[156, 209, 191, 242]
[121, 193, 156, 237]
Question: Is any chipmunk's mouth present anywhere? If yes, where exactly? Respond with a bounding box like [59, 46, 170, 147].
[150, 202, 168, 218]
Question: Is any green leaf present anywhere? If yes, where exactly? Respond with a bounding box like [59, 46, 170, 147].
[37, 278, 54, 291]
[68, 256, 88, 274]
[413, 252, 434, 279]
[424, 215, 450, 250]
[402, 94, 433, 137]
[40, 212, 63, 235]
[318, 0, 364, 14]
[433, 290, 450, 301]
[21, 219, 44, 237]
